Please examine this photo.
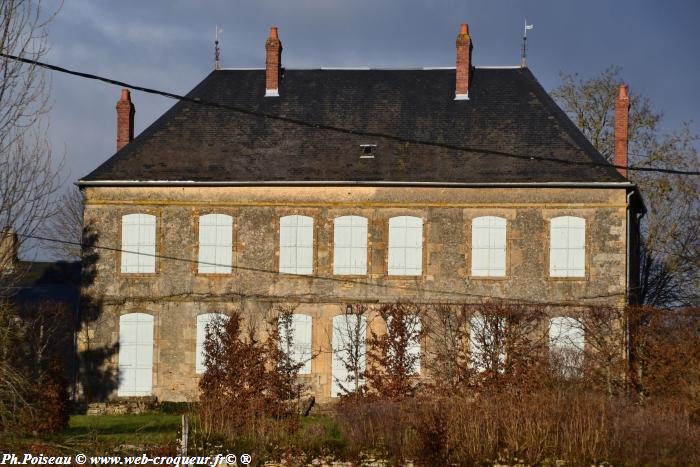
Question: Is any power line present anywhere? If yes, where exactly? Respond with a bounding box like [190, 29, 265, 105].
[18, 232, 627, 307]
[2, 52, 698, 177]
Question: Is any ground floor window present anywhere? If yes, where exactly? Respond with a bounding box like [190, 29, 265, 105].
[118, 313, 154, 396]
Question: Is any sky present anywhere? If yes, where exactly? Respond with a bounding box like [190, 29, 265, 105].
[27, 0, 700, 257]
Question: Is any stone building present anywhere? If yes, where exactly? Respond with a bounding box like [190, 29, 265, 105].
[77, 24, 644, 402]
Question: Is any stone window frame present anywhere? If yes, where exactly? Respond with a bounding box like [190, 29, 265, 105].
[192, 208, 240, 277]
[465, 213, 514, 280]
[384, 212, 429, 279]
[275, 210, 318, 276]
[116, 208, 161, 277]
[543, 211, 590, 282]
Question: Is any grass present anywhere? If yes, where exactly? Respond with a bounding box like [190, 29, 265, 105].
[63, 413, 181, 445]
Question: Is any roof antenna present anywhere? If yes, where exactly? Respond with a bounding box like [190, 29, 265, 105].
[214, 26, 223, 70]
[521, 20, 534, 67]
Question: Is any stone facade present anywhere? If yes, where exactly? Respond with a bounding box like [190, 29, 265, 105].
[80, 185, 633, 402]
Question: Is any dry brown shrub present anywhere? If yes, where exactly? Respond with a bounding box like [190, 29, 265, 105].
[335, 390, 700, 465]
[197, 307, 302, 444]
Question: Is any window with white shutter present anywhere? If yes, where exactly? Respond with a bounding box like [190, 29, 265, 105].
[550, 216, 586, 277]
[469, 313, 506, 373]
[279, 215, 313, 274]
[549, 316, 585, 377]
[198, 214, 233, 274]
[388, 216, 423, 276]
[278, 314, 313, 374]
[386, 314, 422, 374]
[196, 313, 228, 374]
[334, 216, 368, 275]
[121, 214, 156, 273]
[118, 313, 154, 396]
[471, 216, 507, 276]
[332, 313, 367, 397]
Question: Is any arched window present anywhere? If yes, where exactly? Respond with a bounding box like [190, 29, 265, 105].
[334, 216, 368, 275]
[471, 216, 507, 276]
[278, 314, 313, 374]
[118, 313, 154, 396]
[332, 313, 367, 397]
[388, 216, 423, 276]
[198, 214, 233, 274]
[549, 316, 585, 377]
[196, 313, 228, 374]
[550, 216, 586, 277]
[279, 215, 313, 274]
[121, 214, 156, 273]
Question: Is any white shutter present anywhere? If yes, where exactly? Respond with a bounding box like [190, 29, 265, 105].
[469, 313, 505, 372]
[290, 314, 313, 374]
[121, 214, 156, 273]
[549, 316, 585, 375]
[334, 216, 368, 275]
[280, 215, 313, 274]
[198, 214, 233, 274]
[407, 315, 422, 373]
[384, 314, 421, 374]
[332, 314, 366, 397]
[118, 313, 154, 396]
[196, 313, 227, 374]
[388, 216, 423, 276]
[550, 216, 586, 277]
[471, 216, 506, 276]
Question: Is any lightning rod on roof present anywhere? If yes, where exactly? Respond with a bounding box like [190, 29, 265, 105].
[214, 26, 223, 70]
[521, 20, 534, 68]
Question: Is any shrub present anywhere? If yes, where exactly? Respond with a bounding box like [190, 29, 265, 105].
[334, 390, 700, 465]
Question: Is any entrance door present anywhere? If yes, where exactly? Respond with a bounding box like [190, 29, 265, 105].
[118, 313, 154, 396]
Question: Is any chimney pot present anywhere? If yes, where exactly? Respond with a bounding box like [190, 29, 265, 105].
[614, 84, 630, 178]
[116, 88, 135, 151]
[265, 26, 282, 97]
[455, 22, 472, 100]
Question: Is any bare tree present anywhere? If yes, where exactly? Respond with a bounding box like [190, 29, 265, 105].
[45, 185, 83, 259]
[0, 0, 63, 434]
[332, 304, 370, 397]
[0, 0, 62, 272]
[365, 302, 424, 399]
[552, 67, 700, 307]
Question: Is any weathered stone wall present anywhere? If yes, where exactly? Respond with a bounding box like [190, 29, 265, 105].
[80, 186, 630, 402]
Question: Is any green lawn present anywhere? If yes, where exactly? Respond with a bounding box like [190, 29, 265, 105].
[64, 413, 181, 445]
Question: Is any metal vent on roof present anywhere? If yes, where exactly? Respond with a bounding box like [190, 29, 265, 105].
[359, 144, 377, 159]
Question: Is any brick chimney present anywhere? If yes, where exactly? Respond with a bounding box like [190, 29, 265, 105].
[265, 26, 282, 97]
[614, 84, 629, 178]
[116, 88, 135, 151]
[455, 23, 472, 100]
[0, 228, 18, 272]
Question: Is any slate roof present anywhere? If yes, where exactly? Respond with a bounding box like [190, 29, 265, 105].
[80, 67, 627, 185]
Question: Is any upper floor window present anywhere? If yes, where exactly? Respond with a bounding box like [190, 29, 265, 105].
[388, 216, 423, 276]
[279, 215, 313, 275]
[471, 216, 506, 277]
[278, 313, 313, 374]
[550, 216, 585, 277]
[196, 313, 228, 374]
[549, 316, 585, 377]
[121, 213, 156, 273]
[198, 214, 233, 274]
[334, 216, 368, 275]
